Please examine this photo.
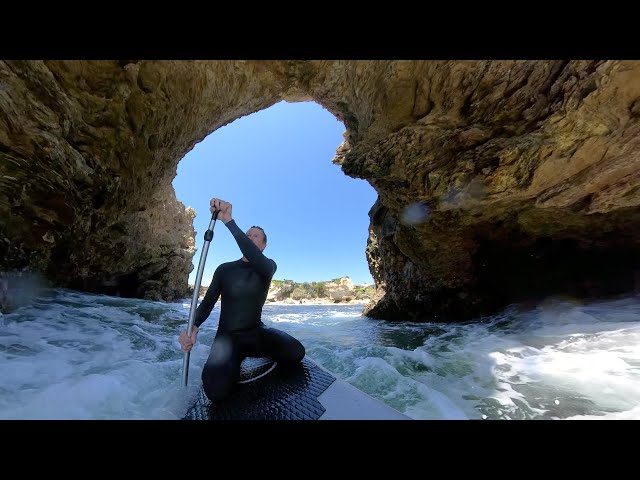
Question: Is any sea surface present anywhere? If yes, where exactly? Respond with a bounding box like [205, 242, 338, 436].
[1, 288, 639, 420]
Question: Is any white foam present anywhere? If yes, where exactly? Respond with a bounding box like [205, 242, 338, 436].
[346, 356, 469, 420]
[1, 291, 639, 420]
[565, 404, 640, 420]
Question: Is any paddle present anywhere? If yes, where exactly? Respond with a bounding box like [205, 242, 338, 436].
[182, 209, 220, 387]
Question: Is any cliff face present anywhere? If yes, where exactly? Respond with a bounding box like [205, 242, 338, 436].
[266, 277, 373, 303]
[1, 60, 639, 320]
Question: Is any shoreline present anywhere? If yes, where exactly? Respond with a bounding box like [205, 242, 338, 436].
[265, 299, 370, 306]
[196, 297, 370, 306]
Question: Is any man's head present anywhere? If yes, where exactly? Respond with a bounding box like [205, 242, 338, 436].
[246, 226, 267, 251]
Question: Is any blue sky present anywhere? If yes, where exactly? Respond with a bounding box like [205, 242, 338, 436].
[172, 101, 378, 287]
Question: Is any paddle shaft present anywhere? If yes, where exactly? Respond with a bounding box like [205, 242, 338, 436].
[182, 209, 220, 387]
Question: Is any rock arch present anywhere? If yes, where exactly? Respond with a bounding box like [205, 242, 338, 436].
[1, 60, 639, 320]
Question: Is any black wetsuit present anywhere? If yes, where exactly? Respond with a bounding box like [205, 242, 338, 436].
[194, 219, 305, 402]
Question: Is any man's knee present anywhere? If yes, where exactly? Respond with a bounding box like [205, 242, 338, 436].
[202, 364, 234, 402]
[294, 341, 305, 362]
[284, 340, 305, 364]
[263, 327, 306, 364]
[203, 381, 232, 403]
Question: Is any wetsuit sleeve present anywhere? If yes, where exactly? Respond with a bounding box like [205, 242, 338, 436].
[225, 219, 277, 279]
[194, 265, 223, 328]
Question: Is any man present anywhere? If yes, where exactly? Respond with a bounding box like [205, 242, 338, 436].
[178, 197, 305, 402]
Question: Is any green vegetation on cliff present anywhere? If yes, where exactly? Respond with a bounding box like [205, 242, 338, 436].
[268, 277, 374, 303]
[190, 276, 375, 303]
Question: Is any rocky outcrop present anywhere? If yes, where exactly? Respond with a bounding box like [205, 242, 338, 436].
[352, 61, 640, 321]
[265, 277, 372, 303]
[323, 277, 357, 302]
[1, 60, 639, 321]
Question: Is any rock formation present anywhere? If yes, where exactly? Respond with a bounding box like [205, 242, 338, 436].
[1, 60, 639, 320]
[265, 277, 371, 303]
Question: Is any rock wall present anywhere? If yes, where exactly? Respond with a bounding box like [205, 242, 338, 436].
[1, 60, 638, 320]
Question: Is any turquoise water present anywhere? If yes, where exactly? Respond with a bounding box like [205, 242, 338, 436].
[1, 288, 639, 419]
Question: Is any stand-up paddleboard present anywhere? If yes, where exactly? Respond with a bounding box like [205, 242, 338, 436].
[182, 356, 410, 420]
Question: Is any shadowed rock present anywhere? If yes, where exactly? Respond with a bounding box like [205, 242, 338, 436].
[1, 60, 639, 321]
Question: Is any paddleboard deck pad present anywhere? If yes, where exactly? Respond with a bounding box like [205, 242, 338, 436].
[182, 357, 337, 420]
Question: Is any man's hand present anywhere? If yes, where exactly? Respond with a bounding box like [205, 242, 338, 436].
[179, 325, 199, 352]
[210, 198, 233, 224]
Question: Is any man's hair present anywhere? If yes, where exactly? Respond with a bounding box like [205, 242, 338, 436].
[250, 226, 267, 244]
